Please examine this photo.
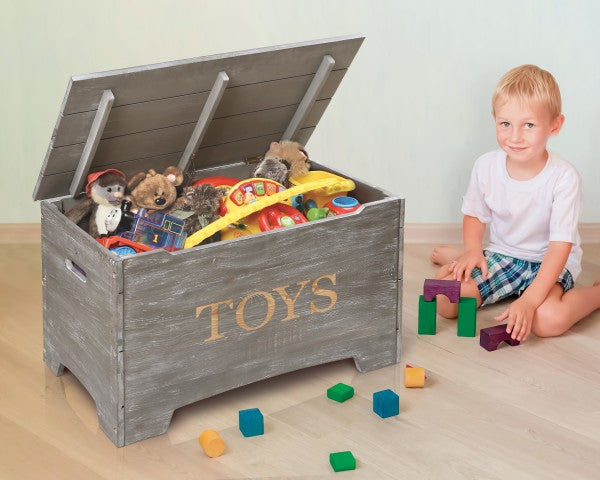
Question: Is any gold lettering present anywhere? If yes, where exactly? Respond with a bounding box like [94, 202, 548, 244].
[236, 291, 275, 331]
[272, 279, 310, 321]
[310, 273, 338, 314]
[196, 299, 233, 342]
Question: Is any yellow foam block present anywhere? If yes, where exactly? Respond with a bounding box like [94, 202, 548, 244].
[404, 367, 425, 388]
[198, 429, 226, 458]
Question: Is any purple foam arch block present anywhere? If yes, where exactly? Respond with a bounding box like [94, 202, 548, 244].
[479, 324, 521, 351]
[423, 279, 461, 303]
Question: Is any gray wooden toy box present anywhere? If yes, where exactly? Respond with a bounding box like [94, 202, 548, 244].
[33, 35, 405, 447]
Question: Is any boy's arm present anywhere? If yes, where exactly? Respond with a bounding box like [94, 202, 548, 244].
[451, 215, 488, 281]
[495, 241, 572, 341]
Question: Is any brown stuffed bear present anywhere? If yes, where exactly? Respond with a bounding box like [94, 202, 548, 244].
[168, 183, 228, 238]
[252, 140, 310, 187]
[127, 166, 184, 215]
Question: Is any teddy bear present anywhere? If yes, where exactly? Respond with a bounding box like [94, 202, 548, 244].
[168, 183, 228, 242]
[65, 169, 128, 238]
[252, 140, 311, 187]
[127, 166, 184, 215]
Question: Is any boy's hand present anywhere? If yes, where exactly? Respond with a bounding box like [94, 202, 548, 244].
[449, 249, 488, 282]
[494, 297, 536, 342]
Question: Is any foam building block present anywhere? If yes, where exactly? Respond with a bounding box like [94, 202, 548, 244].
[404, 365, 425, 388]
[423, 278, 461, 303]
[198, 429, 226, 457]
[327, 383, 354, 402]
[373, 389, 399, 418]
[239, 408, 264, 437]
[329, 451, 356, 472]
[418, 295, 436, 335]
[457, 297, 477, 337]
[480, 324, 521, 351]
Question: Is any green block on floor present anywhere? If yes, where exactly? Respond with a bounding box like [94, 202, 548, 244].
[327, 383, 354, 402]
[329, 451, 356, 472]
[457, 297, 477, 337]
[418, 295, 436, 335]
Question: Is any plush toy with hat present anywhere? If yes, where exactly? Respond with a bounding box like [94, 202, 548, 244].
[127, 166, 184, 216]
[252, 140, 311, 187]
[65, 169, 128, 238]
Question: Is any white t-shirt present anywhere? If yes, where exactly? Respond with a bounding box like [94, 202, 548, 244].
[461, 149, 583, 280]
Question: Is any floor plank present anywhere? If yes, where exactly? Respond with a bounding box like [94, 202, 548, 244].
[1, 242, 599, 479]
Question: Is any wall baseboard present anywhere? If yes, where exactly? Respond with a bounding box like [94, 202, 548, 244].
[404, 223, 600, 244]
[1, 222, 598, 245]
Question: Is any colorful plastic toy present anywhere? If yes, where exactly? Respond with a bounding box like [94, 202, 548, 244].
[327, 383, 354, 403]
[457, 297, 477, 337]
[404, 365, 425, 388]
[96, 235, 153, 254]
[324, 196, 361, 216]
[238, 408, 264, 437]
[373, 389, 399, 418]
[185, 171, 356, 248]
[423, 278, 461, 303]
[480, 324, 521, 351]
[418, 295, 437, 335]
[258, 203, 307, 231]
[329, 451, 356, 472]
[198, 429, 226, 458]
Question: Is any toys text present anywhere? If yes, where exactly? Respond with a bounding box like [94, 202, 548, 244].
[196, 273, 337, 343]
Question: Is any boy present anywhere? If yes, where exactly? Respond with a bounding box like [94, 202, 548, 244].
[431, 64, 600, 342]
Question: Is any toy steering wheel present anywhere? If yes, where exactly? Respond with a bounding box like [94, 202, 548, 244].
[258, 203, 307, 231]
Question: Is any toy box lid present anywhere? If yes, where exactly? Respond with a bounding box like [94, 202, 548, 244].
[33, 34, 364, 201]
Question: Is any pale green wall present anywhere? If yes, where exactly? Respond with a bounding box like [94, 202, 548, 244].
[2, 0, 599, 223]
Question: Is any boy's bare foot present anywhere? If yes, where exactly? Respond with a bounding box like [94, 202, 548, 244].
[430, 245, 461, 266]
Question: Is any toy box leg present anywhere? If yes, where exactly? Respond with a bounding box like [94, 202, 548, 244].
[124, 407, 175, 446]
[44, 345, 65, 376]
[353, 348, 396, 373]
[418, 295, 436, 335]
[457, 297, 477, 337]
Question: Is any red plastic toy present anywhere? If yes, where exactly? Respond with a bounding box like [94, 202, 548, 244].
[96, 235, 153, 254]
[324, 196, 361, 216]
[258, 203, 307, 231]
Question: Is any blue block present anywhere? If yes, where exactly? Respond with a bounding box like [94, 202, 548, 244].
[238, 408, 264, 437]
[373, 389, 399, 418]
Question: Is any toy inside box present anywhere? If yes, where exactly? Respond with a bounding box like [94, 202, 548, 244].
[33, 35, 405, 447]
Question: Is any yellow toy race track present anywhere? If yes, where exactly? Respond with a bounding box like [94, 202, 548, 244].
[184, 171, 355, 248]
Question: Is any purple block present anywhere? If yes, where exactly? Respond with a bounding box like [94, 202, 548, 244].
[423, 279, 461, 303]
[479, 324, 521, 351]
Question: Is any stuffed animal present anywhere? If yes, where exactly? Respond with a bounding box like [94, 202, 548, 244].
[168, 184, 228, 239]
[252, 140, 310, 187]
[127, 166, 184, 215]
[65, 169, 128, 238]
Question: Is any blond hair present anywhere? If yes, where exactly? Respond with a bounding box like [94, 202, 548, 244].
[492, 65, 562, 119]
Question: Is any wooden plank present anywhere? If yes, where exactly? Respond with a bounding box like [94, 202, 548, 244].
[120, 198, 399, 444]
[40, 200, 124, 445]
[282, 55, 335, 141]
[178, 71, 229, 173]
[42, 100, 329, 177]
[53, 69, 346, 147]
[33, 152, 183, 201]
[69, 90, 114, 197]
[62, 35, 363, 114]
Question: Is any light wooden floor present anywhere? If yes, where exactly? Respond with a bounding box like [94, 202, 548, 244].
[1, 242, 599, 480]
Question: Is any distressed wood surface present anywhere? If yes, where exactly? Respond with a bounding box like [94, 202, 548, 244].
[63, 35, 362, 114]
[178, 71, 229, 173]
[120, 198, 401, 445]
[34, 35, 363, 201]
[53, 70, 346, 148]
[282, 55, 335, 140]
[68, 90, 114, 196]
[41, 200, 124, 445]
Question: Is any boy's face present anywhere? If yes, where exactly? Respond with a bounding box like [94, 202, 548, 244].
[494, 97, 564, 167]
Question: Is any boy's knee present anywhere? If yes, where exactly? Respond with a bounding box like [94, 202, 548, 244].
[532, 301, 567, 337]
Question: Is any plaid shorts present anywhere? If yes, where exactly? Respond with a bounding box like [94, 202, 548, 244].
[471, 250, 575, 306]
